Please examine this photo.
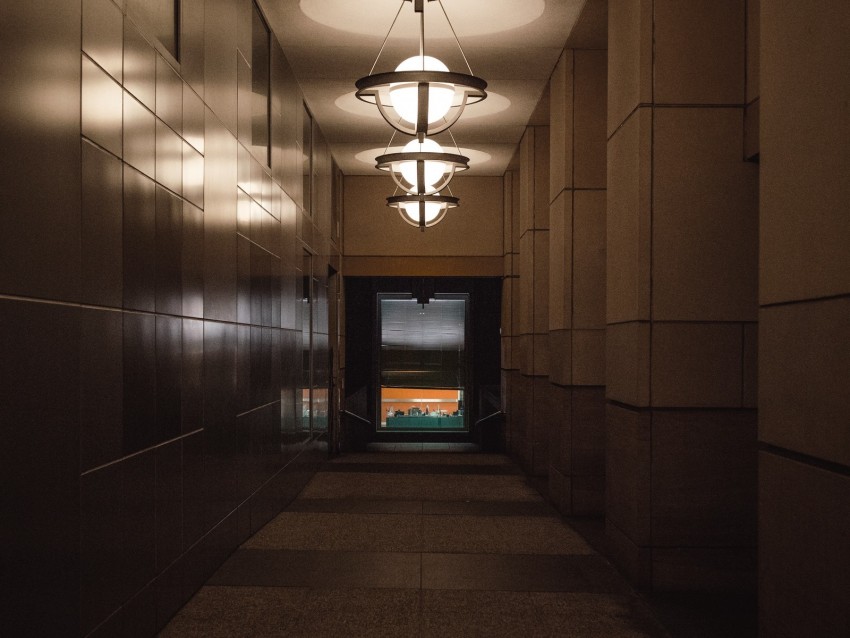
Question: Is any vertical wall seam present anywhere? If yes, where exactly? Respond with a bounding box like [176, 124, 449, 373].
[648, 0, 656, 581]
[741, 322, 746, 408]
[569, 50, 576, 496]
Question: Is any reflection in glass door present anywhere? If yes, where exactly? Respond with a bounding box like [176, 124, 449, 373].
[312, 268, 328, 433]
[300, 250, 312, 435]
[377, 294, 469, 432]
[298, 249, 330, 438]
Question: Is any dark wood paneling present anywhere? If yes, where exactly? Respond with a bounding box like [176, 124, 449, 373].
[0, 0, 81, 302]
[180, 0, 205, 95]
[82, 140, 124, 307]
[124, 19, 156, 111]
[123, 311, 157, 453]
[203, 107, 238, 322]
[156, 54, 182, 135]
[124, 165, 157, 311]
[80, 307, 124, 472]
[182, 201, 205, 318]
[204, 0, 238, 134]
[156, 314, 183, 443]
[0, 299, 80, 634]
[82, 56, 123, 156]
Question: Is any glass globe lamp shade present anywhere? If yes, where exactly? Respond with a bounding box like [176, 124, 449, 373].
[387, 193, 459, 230]
[401, 199, 443, 224]
[399, 139, 446, 191]
[389, 56, 454, 124]
[375, 140, 469, 196]
[356, 64, 486, 138]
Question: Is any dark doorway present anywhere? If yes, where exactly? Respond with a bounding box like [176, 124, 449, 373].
[343, 277, 502, 450]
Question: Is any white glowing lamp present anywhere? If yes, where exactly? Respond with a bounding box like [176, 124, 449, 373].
[389, 56, 455, 125]
[387, 192, 459, 231]
[399, 138, 446, 191]
[401, 199, 444, 224]
[375, 138, 469, 196]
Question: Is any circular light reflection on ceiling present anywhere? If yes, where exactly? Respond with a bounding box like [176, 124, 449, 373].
[300, 0, 545, 38]
[335, 90, 510, 119]
[355, 146, 492, 169]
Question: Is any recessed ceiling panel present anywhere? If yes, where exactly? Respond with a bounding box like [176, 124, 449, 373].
[300, 0, 546, 38]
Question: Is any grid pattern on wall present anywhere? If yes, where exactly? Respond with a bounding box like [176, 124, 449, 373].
[0, 0, 338, 635]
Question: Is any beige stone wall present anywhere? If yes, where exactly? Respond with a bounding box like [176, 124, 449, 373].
[605, 0, 759, 591]
[512, 127, 551, 475]
[546, 39, 609, 515]
[758, 1, 850, 635]
[501, 165, 521, 453]
[342, 175, 503, 255]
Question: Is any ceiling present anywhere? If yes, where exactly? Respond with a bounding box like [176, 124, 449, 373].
[259, 0, 588, 176]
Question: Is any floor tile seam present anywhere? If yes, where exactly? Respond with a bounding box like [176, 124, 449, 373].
[320, 470, 523, 477]
[281, 511, 557, 518]
[323, 461, 518, 466]
[273, 510, 572, 521]
[203, 583, 616, 594]
[290, 496, 547, 503]
[198, 584, 441, 594]
[269, 510, 425, 518]
[312, 473, 525, 480]
[290, 498, 546, 505]
[241, 548, 598, 556]
[311, 468, 524, 474]
[231, 548, 601, 558]
[420, 512, 556, 517]
[287, 500, 548, 507]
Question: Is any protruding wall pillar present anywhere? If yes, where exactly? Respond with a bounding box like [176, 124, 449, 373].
[510, 126, 550, 475]
[605, 0, 758, 590]
[758, 1, 850, 634]
[547, 10, 608, 515]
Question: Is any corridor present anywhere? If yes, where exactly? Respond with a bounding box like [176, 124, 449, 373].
[161, 449, 666, 637]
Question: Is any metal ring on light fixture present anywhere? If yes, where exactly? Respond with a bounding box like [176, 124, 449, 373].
[387, 193, 459, 231]
[376, 150, 469, 195]
[355, 71, 487, 138]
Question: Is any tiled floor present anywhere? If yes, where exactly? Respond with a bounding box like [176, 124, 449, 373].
[160, 451, 668, 637]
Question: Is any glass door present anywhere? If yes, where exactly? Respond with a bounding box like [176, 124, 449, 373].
[377, 293, 469, 432]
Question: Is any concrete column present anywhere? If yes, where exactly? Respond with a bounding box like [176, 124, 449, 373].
[547, 31, 608, 516]
[501, 162, 520, 452]
[606, 0, 758, 590]
[758, 1, 850, 634]
[511, 126, 550, 475]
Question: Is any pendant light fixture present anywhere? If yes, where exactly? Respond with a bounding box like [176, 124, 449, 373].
[377, 132, 467, 231]
[387, 192, 459, 230]
[355, 0, 487, 140]
[376, 137, 468, 196]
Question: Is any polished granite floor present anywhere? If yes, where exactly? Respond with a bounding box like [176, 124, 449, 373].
[160, 449, 671, 637]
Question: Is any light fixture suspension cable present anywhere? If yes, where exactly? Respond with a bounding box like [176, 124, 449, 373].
[447, 128, 461, 154]
[383, 129, 398, 155]
[437, 0, 474, 75]
[419, 1, 425, 64]
[369, 0, 408, 76]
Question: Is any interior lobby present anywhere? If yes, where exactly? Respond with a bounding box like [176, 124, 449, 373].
[1, 0, 848, 636]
